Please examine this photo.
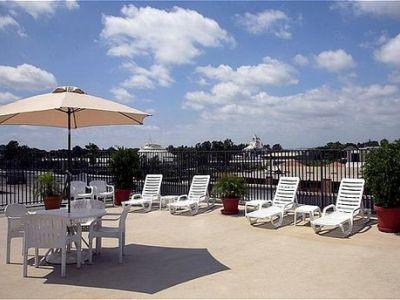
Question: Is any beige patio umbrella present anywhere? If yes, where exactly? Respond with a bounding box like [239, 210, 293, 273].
[0, 86, 150, 211]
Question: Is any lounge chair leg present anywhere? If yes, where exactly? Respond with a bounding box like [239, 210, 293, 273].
[271, 214, 283, 228]
[248, 217, 257, 225]
[88, 237, 93, 264]
[61, 247, 66, 277]
[118, 235, 123, 264]
[76, 241, 81, 269]
[23, 248, 28, 277]
[34, 248, 39, 267]
[311, 223, 321, 234]
[6, 237, 11, 264]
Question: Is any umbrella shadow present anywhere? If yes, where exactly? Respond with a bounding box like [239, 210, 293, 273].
[43, 244, 229, 294]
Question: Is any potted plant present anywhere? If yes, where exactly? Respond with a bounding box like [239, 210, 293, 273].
[364, 139, 400, 232]
[109, 147, 141, 205]
[35, 172, 63, 210]
[213, 175, 247, 215]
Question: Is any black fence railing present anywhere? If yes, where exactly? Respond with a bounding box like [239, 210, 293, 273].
[0, 148, 373, 210]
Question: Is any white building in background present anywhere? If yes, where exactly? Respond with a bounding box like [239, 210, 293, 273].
[244, 134, 264, 151]
[138, 143, 175, 163]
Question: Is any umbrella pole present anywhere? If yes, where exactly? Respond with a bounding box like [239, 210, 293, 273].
[67, 108, 72, 213]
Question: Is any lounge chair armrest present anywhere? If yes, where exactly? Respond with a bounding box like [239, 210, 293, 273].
[352, 208, 361, 216]
[106, 185, 115, 193]
[86, 186, 94, 195]
[261, 200, 273, 207]
[131, 193, 142, 199]
[283, 202, 294, 211]
[323, 204, 336, 215]
[177, 195, 188, 201]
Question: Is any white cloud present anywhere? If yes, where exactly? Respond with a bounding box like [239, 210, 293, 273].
[7, 0, 79, 19]
[236, 9, 292, 39]
[121, 63, 173, 89]
[0, 64, 57, 91]
[388, 71, 400, 84]
[183, 79, 400, 143]
[293, 54, 309, 66]
[101, 5, 233, 65]
[332, 1, 400, 19]
[315, 49, 355, 72]
[0, 91, 19, 104]
[0, 14, 25, 36]
[110, 87, 134, 103]
[195, 56, 298, 89]
[375, 33, 400, 67]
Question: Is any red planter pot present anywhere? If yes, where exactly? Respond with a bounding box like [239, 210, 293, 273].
[221, 198, 240, 215]
[114, 189, 131, 206]
[374, 205, 400, 233]
[44, 196, 62, 210]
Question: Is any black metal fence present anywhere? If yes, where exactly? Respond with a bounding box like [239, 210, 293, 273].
[0, 148, 373, 210]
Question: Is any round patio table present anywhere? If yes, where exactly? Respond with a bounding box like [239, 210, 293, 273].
[34, 207, 106, 264]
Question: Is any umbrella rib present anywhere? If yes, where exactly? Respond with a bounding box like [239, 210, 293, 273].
[119, 112, 143, 125]
[0, 113, 19, 125]
[73, 110, 78, 129]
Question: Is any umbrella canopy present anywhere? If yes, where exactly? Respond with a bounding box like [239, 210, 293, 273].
[0, 86, 151, 212]
[0, 86, 149, 127]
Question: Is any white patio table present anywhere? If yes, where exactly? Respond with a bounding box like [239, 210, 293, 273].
[33, 207, 106, 264]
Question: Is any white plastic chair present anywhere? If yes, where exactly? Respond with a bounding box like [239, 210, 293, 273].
[168, 175, 211, 215]
[88, 204, 131, 264]
[89, 180, 115, 206]
[122, 174, 163, 212]
[71, 199, 105, 227]
[5, 204, 28, 264]
[23, 214, 82, 277]
[246, 177, 300, 228]
[311, 178, 368, 237]
[70, 180, 94, 200]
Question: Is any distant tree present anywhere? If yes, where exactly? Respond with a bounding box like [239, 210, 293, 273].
[85, 143, 100, 166]
[272, 144, 283, 151]
[380, 139, 389, 146]
[4, 140, 20, 160]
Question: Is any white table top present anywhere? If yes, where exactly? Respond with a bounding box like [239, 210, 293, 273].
[34, 208, 106, 220]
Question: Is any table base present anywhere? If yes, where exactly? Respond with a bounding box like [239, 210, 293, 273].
[45, 248, 90, 265]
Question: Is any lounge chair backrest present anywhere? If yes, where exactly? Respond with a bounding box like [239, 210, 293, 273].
[89, 180, 108, 194]
[336, 178, 365, 214]
[70, 181, 88, 196]
[24, 214, 68, 249]
[188, 175, 210, 200]
[273, 177, 300, 208]
[142, 174, 163, 198]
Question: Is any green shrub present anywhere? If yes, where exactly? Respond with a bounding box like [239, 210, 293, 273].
[109, 147, 141, 189]
[34, 172, 62, 199]
[363, 140, 400, 208]
[213, 175, 247, 199]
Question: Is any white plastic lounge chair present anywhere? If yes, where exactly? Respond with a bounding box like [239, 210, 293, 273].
[89, 180, 115, 206]
[23, 214, 82, 277]
[122, 174, 163, 212]
[311, 178, 368, 237]
[70, 180, 94, 200]
[246, 177, 300, 227]
[5, 204, 28, 264]
[88, 204, 131, 264]
[168, 175, 211, 215]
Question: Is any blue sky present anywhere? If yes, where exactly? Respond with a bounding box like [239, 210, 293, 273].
[0, 1, 400, 149]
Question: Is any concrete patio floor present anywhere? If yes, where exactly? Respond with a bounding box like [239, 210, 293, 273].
[1, 204, 400, 299]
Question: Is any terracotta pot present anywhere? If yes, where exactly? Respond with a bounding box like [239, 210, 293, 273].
[114, 189, 131, 206]
[221, 198, 240, 215]
[374, 205, 400, 233]
[44, 196, 62, 210]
